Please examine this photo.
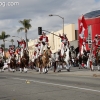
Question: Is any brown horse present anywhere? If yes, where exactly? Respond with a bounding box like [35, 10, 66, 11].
[41, 49, 52, 73]
[0, 58, 4, 72]
[95, 49, 100, 71]
[9, 55, 17, 72]
[20, 50, 29, 72]
[34, 56, 42, 72]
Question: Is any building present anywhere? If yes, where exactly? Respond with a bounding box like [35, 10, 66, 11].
[28, 39, 38, 59]
[28, 24, 78, 58]
[47, 24, 77, 53]
[78, 10, 100, 51]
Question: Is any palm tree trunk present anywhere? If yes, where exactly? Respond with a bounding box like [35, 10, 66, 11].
[25, 32, 28, 50]
[12, 42, 13, 46]
[3, 39, 6, 62]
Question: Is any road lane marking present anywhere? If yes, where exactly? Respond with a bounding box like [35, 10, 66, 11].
[13, 77, 100, 93]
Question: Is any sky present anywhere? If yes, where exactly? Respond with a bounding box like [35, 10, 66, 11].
[0, 0, 100, 48]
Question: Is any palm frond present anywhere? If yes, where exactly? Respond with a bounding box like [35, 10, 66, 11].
[0, 31, 10, 40]
[5, 35, 10, 38]
[11, 39, 14, 42]
[17, 27, 25, 33]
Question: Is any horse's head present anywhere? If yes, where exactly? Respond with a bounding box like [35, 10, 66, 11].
[43, 49, 51, 58]
[23, 50, 28, 57]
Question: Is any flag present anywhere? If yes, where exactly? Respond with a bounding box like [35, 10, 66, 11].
[79, 15, 87, 45]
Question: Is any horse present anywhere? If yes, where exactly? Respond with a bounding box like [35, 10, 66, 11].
[9, 55, 17, 72]
[54, 50, 63, 72]
[34, 56, 42, 72]
[54, 45, 71, 72]
[15, 54, 21, 71]
[63, 45, 71, 71]
[0, 58, 4, 72]
[95, 49, 100, 71]
[87, 53, 94, 71]
[20, 50, 29, 73]
[40, 48, 52, 74]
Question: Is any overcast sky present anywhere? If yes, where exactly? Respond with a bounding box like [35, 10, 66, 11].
[0, 0, 100, 48]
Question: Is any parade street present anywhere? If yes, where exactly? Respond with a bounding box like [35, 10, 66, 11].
[0, 67, 100, 100]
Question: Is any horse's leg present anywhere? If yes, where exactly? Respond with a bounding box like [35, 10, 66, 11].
[97, 57, 100, 71]
[42, 67, 45, 74]
[53, 61, 56, 72]
[12, 63, 16, 72]
[0, 67, 2, 72]
[98, 58, 100, 71]
[90, 61, 93, 71]
[8, 64, 10, 72]
[37, 62, 41, 73]
[20, 67, 22, 73]
[66, 61, 70, 72]
[24, 65, 27, 73]
[9, 63, 12, 72]
[39, 67, 41, 73]
[19, 63, 22, 73]
[57, 62, 60, 72]
[44, 64, 48, 74]
[46, 65, 48, 73]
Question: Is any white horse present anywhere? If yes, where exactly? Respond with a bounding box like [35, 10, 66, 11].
[54, 45, 70, 72]
[63, 45, 70, 71]
[87, 53, 94, 71]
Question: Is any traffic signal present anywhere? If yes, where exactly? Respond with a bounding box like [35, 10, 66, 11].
[38, 27, 42, 35]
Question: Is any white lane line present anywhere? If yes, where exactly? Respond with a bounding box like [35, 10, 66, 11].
[13, 77, 100, 93]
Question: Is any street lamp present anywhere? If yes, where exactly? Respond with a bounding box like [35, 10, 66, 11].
[49, 14, 64, 35]
[5, 39, 14, 46]
[12, 36, 22, 40]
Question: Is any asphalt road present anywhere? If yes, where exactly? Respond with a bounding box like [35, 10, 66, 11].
[0, 67, 100, 100]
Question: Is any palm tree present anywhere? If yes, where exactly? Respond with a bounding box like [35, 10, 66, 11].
[1, 44, 4, 48]
[10, 39, 14, 46]
[0, 31, 10, 61]
[17, 19, 32, 50]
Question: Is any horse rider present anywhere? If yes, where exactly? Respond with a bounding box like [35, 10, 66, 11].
[81, 42, 87, 55]
[8, 46, 15, 67]
[88, 53, 94, 70]
[36, 40, 41, 57]
[39, 32, 49, 56]
[32, 42, 39, 62]
[9, 46, 15, 58]
[93, 34, 100, 56]
[16, 47, 21, 63]
[32, 50, 37, 62]
[80, 37, 87, 55]
[16, 47, 21, 55]
[17, 39, 26, 57]
[0, 46, 4, 58]
[59, 34, 69, 58]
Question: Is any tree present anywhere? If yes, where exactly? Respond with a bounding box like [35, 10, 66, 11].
[17, 19, 32, 50]
[1, 44, 4, 48]
[10, 39, 14, 46]
[0, 31, 10, 61]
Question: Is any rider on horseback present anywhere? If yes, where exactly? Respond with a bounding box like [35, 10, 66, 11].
[17, 39, 26, 57]
[59, 34, 69, 58]
[80, 37, 87, 55]
[16, 47, 21, 64]
[9, 46, 15, 58]
[93, 34, 100, 56]
[39, 32, 49, 56]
